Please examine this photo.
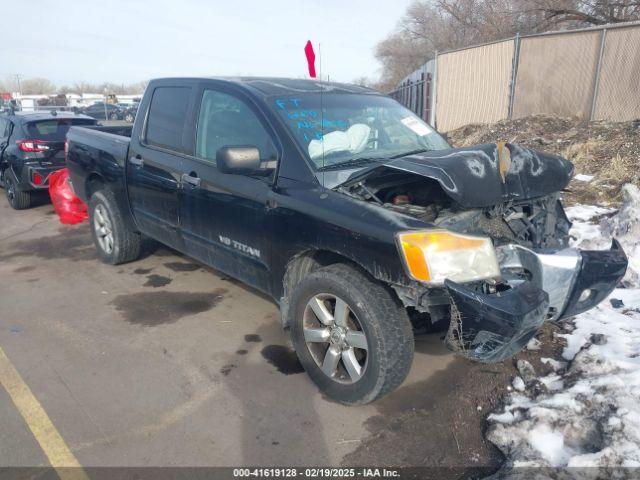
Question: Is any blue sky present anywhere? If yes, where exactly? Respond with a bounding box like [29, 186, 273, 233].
[0, 0, 413, 85]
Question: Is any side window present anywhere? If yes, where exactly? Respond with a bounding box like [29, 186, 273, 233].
[145, 87, 191, 154]
[195, 90, 277, 166]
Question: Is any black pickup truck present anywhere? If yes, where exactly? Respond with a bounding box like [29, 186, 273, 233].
[66, 77, 627, 404]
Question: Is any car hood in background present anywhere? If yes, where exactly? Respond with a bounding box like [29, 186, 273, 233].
[339, 143, 574, 208]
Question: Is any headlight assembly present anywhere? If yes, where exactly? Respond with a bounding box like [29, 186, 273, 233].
[396, 230, 500, 284]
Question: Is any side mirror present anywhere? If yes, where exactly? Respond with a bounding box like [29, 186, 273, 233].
[216, 146, 261, 174]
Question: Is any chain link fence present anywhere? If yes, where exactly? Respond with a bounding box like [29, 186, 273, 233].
[389, 21, 640, 132]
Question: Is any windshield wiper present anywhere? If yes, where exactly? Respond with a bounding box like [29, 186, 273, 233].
[317, 148, 430, 171]
[389, 148, 429, 159]
[317, 157, 385, 171]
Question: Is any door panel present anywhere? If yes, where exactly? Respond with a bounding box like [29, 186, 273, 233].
[178, 87, 278, 293]
[179, 161, 272, 292]
[126, 147, 183, 248]
[126, 86, 192, 249]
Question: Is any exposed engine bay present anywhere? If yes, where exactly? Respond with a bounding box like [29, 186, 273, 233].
[341, 172, 572, 250]
[333, 144, 627, 362]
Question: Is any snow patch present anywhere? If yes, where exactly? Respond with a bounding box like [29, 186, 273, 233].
[512, 376, 525, 392]
[486, 190, 640, 476]
[566, 184, 640, 287]
[526, 337, 541, 351]
[528, 425, 570, 465]
[574, 174, 594, 182]
[540, 357, 567, 372]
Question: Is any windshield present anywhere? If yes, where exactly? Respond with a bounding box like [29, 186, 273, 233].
[26, 118, 96, 141]
[271, 93, 450, 171]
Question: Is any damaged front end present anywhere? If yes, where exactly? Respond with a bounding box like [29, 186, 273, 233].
[444, 240, 627, 362]
[444, 279, 549, 363]
[342, 142, 628, 362]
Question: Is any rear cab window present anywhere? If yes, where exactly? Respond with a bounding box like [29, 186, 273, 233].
[26, 119, 96, 141]
[145, 87, 191, 154]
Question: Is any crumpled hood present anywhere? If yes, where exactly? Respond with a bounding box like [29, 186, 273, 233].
[342, 143, 574, 208]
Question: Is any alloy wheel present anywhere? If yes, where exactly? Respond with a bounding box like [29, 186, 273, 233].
[93, 204, 114, 254]
[303, 294, 369, 384]
[6, 176, 15, 203]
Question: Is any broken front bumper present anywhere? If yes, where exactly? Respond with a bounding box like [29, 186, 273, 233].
[443, 240, 628, 362]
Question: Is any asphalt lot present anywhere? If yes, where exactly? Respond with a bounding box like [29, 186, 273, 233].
[0, 192, 512, 473]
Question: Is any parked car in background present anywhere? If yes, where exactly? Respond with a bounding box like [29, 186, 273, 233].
[121, 103, 139, 123]
[80, 102, 124, 120]
[0, 111, 96, 209]
[66, 77, 627, 405]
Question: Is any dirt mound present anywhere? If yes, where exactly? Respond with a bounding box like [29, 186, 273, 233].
[447, 115, 640, 206]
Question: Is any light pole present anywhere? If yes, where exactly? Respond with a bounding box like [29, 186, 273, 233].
[14, 74, 22, 95]
[103, 87, 108, 121]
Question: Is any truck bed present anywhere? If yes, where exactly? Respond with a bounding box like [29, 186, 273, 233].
[82, 124, 133, 138]
[66, 124, 132, 203]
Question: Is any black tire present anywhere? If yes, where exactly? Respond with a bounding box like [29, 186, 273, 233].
[4, 170, 31, 209]
[124, 113, 134, 123]
[289, 263, 414, 405]
[109, 113, 120, 121]
[89, 189, 141, 265]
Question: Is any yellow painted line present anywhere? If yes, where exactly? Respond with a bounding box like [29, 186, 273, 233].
[0, 346, 89, 480]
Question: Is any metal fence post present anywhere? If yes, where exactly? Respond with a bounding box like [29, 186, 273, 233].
[508, 33, 521, 119]
[431, 50, 438, 128]
[590, 28, 607, 121]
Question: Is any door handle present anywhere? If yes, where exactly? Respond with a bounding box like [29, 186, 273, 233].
[129, 155, 144, 167]
[181, 172, 201, 187]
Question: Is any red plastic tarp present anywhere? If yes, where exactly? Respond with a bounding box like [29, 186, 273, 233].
[48, 168, 88, 225]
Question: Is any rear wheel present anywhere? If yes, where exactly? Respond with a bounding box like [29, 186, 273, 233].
[289, 263, 414, 405]
[89, 189, 141, 264]
[109, 113, 120, 121]
[4, 171, 31, 209]
[124, 113, 134, 123]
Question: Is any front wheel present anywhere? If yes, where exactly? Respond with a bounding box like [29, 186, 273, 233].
[89, 189, 141, 264]
[289, 263, 414, 405]
[109, 113, 120, 121]
[124, 113, 134, 123]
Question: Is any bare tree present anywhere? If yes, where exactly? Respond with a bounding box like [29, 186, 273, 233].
[72, 82, 96, 95]
[57, 85, 74, 95]
[126, 80, 148, 94]
[0, 76, 21, 94]
[20, 78, 56, 95]
[2, 76, 147, 97]
[375, 0, 640, 90]
[525, 0, 640, 27]
[375, 0, 522, 90]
